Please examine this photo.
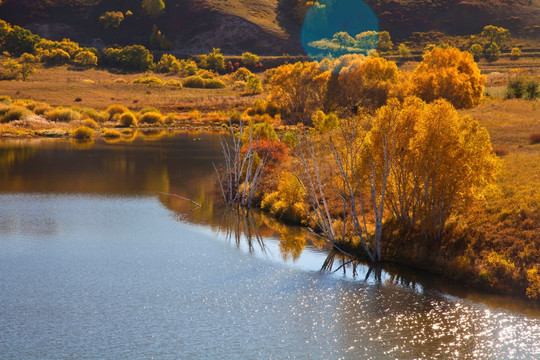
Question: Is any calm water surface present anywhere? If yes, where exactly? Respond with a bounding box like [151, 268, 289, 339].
[1, 132, 539, 359]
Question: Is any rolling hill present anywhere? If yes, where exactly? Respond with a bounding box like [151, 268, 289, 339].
[0, 0, 539, 55]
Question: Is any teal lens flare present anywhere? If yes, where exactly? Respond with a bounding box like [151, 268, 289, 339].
[301, 0, 379, 60]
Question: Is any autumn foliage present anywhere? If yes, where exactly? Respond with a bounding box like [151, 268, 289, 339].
[268, 62, 330, 124]
[411, 47, 486, 109]
[329, 55, 400, 114]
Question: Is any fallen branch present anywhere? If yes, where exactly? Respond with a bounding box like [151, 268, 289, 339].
[158, 192, 201, 208]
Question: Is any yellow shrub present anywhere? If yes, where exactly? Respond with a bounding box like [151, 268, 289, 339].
[188, 109, 201, 119]
[132, 76, 163, 85]
[106, 104, 129, 120]
[138, 111, 164, 124]
[101, 128, 122, 138]
[71, 126, 94, 139]
[45, 108, 81, 122]
[119, 112, 137, 127]
[412, 47, 485, 109]
[82, 118, 99, 129]
[0, 105, 32, 123]
[164, 79, 183, 88]
[485, 251, 515, 288]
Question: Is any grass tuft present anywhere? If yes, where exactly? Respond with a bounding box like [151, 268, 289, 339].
[132, 77, 163, 85]
[45, 108, 81, 122]
[82, 118, 99, 129]
[164, 79, 183, 88]
[106, 105, 130, 120]
[0, 105, 33, 123]
[71, 126, 94, 139]
[119, 112, 137, 127]
[138, 111, 164, 125]
[101, 128, 122, 138]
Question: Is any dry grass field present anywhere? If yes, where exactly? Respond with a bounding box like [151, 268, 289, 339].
[0, 62, 260, 113]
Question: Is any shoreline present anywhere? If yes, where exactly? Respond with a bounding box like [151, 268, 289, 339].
[2, 127, 538, 305]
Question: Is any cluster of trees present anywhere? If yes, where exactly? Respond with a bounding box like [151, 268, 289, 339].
[505, 77, 540, 100]
[218, 46, 497, 264]
[0, 18, 272, 83]
[281, 97, 498, 262]
[310, 30, 394, 55]
[101, 45, 153, 71]
[267, 47, 485, 125]
[0, 20, 102, 79]
[469, 25, 511, 61]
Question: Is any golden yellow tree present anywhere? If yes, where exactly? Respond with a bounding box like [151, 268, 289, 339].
[383, 97, 499, 239]
[268, 61, 330, 124]
[412, 47, 486, 109]
[328, 56, 400, 114]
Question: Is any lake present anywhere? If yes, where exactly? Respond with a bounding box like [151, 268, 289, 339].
[1, 131, 539, 359]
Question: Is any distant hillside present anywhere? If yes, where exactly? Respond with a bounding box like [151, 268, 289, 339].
[0, 0, 539, 55]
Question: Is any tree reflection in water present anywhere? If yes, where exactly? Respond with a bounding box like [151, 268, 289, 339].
[219, 208, 266, 254]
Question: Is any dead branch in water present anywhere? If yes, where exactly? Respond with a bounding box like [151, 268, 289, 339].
[158, 192, 201, 208]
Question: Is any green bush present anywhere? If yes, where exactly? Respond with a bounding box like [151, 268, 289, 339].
[3, 26, 40, 56]
[241, 52, 260, 67]
[243, 75, 263, 94]
[0, 105, 32, 123]
[180, 59, 198, 76]
[45, 108, 81, 122]
[138, 111, 164, 124]
[510, 47, 522, 60]
[102, 47, 122, 67]
[74, 51, 98, 67]
[204, 78, 226, 89]
[156, 54, 181, 73]
[484, 42, 501, 61]
[119, 112, 137, 126]
[99, 11, 124, 29]
[505, 78, 525, 99]
[132, 76, 163, 85]
[233, 67, 252, 81]
[199, 48, 225, 73]
[72, 126, 94, 139]
[182, 75, 205, 88]
[524, 80, 540, 100]
[398, 43, 412, 59]
[37, 48, 71, 66]
[102, 45, 154, 71]
[505, 78, 540, 100]
[469, 44, 483, 61]
[377, 31, 393, 52]
[2, 58, 21, 79]
[142, 0, 165, 17]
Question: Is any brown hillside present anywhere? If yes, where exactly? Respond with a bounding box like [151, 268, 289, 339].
[0, 0, 539, 54]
